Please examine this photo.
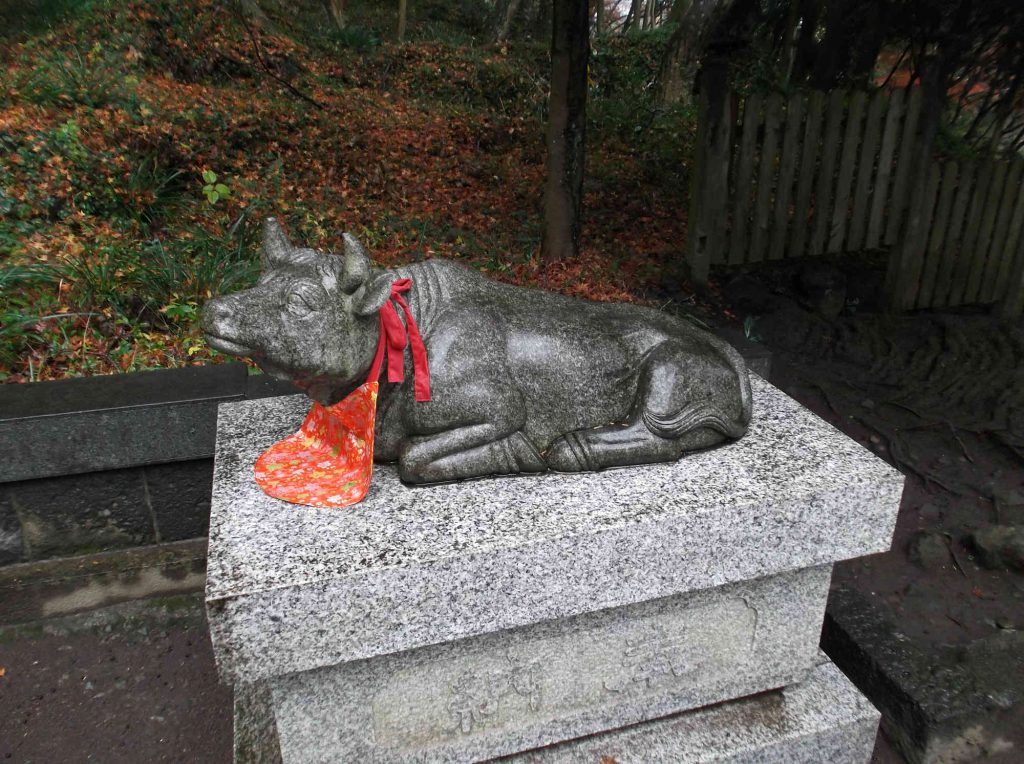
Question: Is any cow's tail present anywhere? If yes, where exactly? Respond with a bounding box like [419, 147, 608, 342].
[642, 339, 753, 442]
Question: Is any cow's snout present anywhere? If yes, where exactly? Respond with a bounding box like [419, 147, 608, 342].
[201, 297, 234, 333]
[201, 296, 256, 358]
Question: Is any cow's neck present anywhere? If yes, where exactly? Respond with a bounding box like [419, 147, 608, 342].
[389, 261, 442, 339]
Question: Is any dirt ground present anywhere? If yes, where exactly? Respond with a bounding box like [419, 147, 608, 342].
[0, 596, 231, 764]
[724, 259, 1024, 649]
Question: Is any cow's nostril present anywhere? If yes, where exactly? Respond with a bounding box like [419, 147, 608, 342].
[202, 298, 233, 328]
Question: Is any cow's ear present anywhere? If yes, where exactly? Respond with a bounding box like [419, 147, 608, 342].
[340, 233, 370, 294]
[353, 272, 393, 316]
[261, 218, 297, 269]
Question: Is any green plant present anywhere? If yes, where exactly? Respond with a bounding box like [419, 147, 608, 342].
[416, 0, 490, 38]
[120, 156, 187, 227]
[161, 297, 199, 323]
[587, 29, 696, 188]
[0, 119, 185, 229]
[326, 25, 381, 52]
[0, 0, 91, 42]
[201, 170, 231, 205]
[54, 211, 260, 331]
[53, 118, 87, 161]
[135, 217, 260, 324]
[0, 121, 89, 225]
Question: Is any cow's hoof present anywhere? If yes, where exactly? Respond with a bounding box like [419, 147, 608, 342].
[398, 462, 431, 484]
[545, 432, 597, 472]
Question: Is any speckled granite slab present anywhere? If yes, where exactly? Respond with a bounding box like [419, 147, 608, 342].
[509, 655, 880, 763]
[207, 375, 903, 683]
[268, 565, 830, 764]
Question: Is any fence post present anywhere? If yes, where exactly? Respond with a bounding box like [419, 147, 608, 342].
[985, 160, 1024, 303]
[885, 60, 942, 311]
[728, 93, 763, 265]
[999, 237, 1024, 318]
[997, 163, 1024, 317]
[809, 91, 846, 255]
[687, 61, 732, 287]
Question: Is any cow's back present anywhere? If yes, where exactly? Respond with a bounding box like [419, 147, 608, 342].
[403, 259, 739, 449]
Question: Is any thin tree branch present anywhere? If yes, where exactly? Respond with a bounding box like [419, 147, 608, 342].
[879, 43, 910, 90]
[233, 0, 324, 110]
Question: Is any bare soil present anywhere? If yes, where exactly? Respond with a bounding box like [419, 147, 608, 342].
[0, 596, 231, 763]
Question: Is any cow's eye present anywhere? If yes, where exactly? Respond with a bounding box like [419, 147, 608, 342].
[285, 292, 314, 317]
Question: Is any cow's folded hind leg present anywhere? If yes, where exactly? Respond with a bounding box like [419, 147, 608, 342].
[545, 422, 691, 472]
[400, 426, 545, 484]
[546, 340, 748, 473]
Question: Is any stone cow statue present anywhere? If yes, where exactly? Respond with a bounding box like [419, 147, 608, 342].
[202, 219, 752, 484]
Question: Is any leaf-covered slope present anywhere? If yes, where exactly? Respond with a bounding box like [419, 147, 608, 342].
[1, 0, 698, 382]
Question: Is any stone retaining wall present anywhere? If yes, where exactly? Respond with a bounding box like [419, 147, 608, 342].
[0, 364, 295, 566]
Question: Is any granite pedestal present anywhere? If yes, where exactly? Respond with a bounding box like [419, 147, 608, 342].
[207, 375, 903, 763]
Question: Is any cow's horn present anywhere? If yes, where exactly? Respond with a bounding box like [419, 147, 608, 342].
[261, 218, 294, 267]
[340, 233, 370, 294]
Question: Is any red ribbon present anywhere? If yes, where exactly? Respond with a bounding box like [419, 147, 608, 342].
[366, 279, 431, 402]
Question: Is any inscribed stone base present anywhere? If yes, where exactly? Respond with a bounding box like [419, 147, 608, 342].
[238, 565, 830, 763]
[510, 656, 880, 763]
[235, 655, 877, 764]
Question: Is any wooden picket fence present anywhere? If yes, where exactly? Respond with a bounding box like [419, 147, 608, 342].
[687, 86, 1024, 316]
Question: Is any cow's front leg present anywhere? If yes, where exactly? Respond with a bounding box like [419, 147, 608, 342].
[399, 425, 545, 484]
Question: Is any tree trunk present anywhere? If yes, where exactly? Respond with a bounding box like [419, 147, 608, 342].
[595, 0, 603, 35]
[397, 0, 408, 41]
[323, 0, 346, 29]
[530, 0, 552, 41]
[494, 0, 549, 41]
[791, 0, 822, 82]
[657, 0, 736, 105]
[542, 0, 590, 263]
[848, 0, 886, 87]
[811, 0, 855, 88]
[779, 0, 799, 83]
[496, 0, 523, 40]
[623, 0, 639, 32]
[240, 0, 271, 25]
[666, 0, 689, 25]
[687, 59, 731, 286]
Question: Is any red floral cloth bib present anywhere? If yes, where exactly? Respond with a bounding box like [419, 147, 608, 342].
[254, 279, 430, 508]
